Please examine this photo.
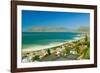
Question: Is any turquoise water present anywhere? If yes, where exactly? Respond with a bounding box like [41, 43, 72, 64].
[22, 32, 82, 49]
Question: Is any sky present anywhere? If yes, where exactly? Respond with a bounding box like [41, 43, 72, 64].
[22, 10, 90, 32]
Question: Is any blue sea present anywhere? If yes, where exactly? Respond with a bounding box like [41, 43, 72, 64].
[22, 32, 82, 49]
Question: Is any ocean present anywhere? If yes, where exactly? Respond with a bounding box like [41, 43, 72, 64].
[22, 32, 82, 50]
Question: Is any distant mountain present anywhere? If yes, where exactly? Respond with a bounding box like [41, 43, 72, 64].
[27, 27, 71, 32]
[25, 26, 90, 32]
[76, 26, 90, 33]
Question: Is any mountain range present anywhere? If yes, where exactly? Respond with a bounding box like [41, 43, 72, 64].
[25, 26, 90, 33]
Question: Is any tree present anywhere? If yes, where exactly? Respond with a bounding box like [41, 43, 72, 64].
[46, 49, 51, 55]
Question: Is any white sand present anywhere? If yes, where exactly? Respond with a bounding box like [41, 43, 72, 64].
[22, 42, 66, 52]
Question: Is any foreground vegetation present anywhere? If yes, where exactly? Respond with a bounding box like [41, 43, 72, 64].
[22, 34, 90, 62]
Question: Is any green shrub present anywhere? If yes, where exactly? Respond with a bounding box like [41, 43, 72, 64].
[83, 48, 90, 59]
[33, 55, 40, 61]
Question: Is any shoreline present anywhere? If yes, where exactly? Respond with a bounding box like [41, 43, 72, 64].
[22, 33, 90, 62]
[22, 35, 84, 52]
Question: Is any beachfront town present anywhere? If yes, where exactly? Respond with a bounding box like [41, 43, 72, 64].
[22, 34, 90, 62]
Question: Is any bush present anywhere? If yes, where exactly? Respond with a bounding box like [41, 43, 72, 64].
[32, 55, 40, 61]
[83, 48, 90, 59]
